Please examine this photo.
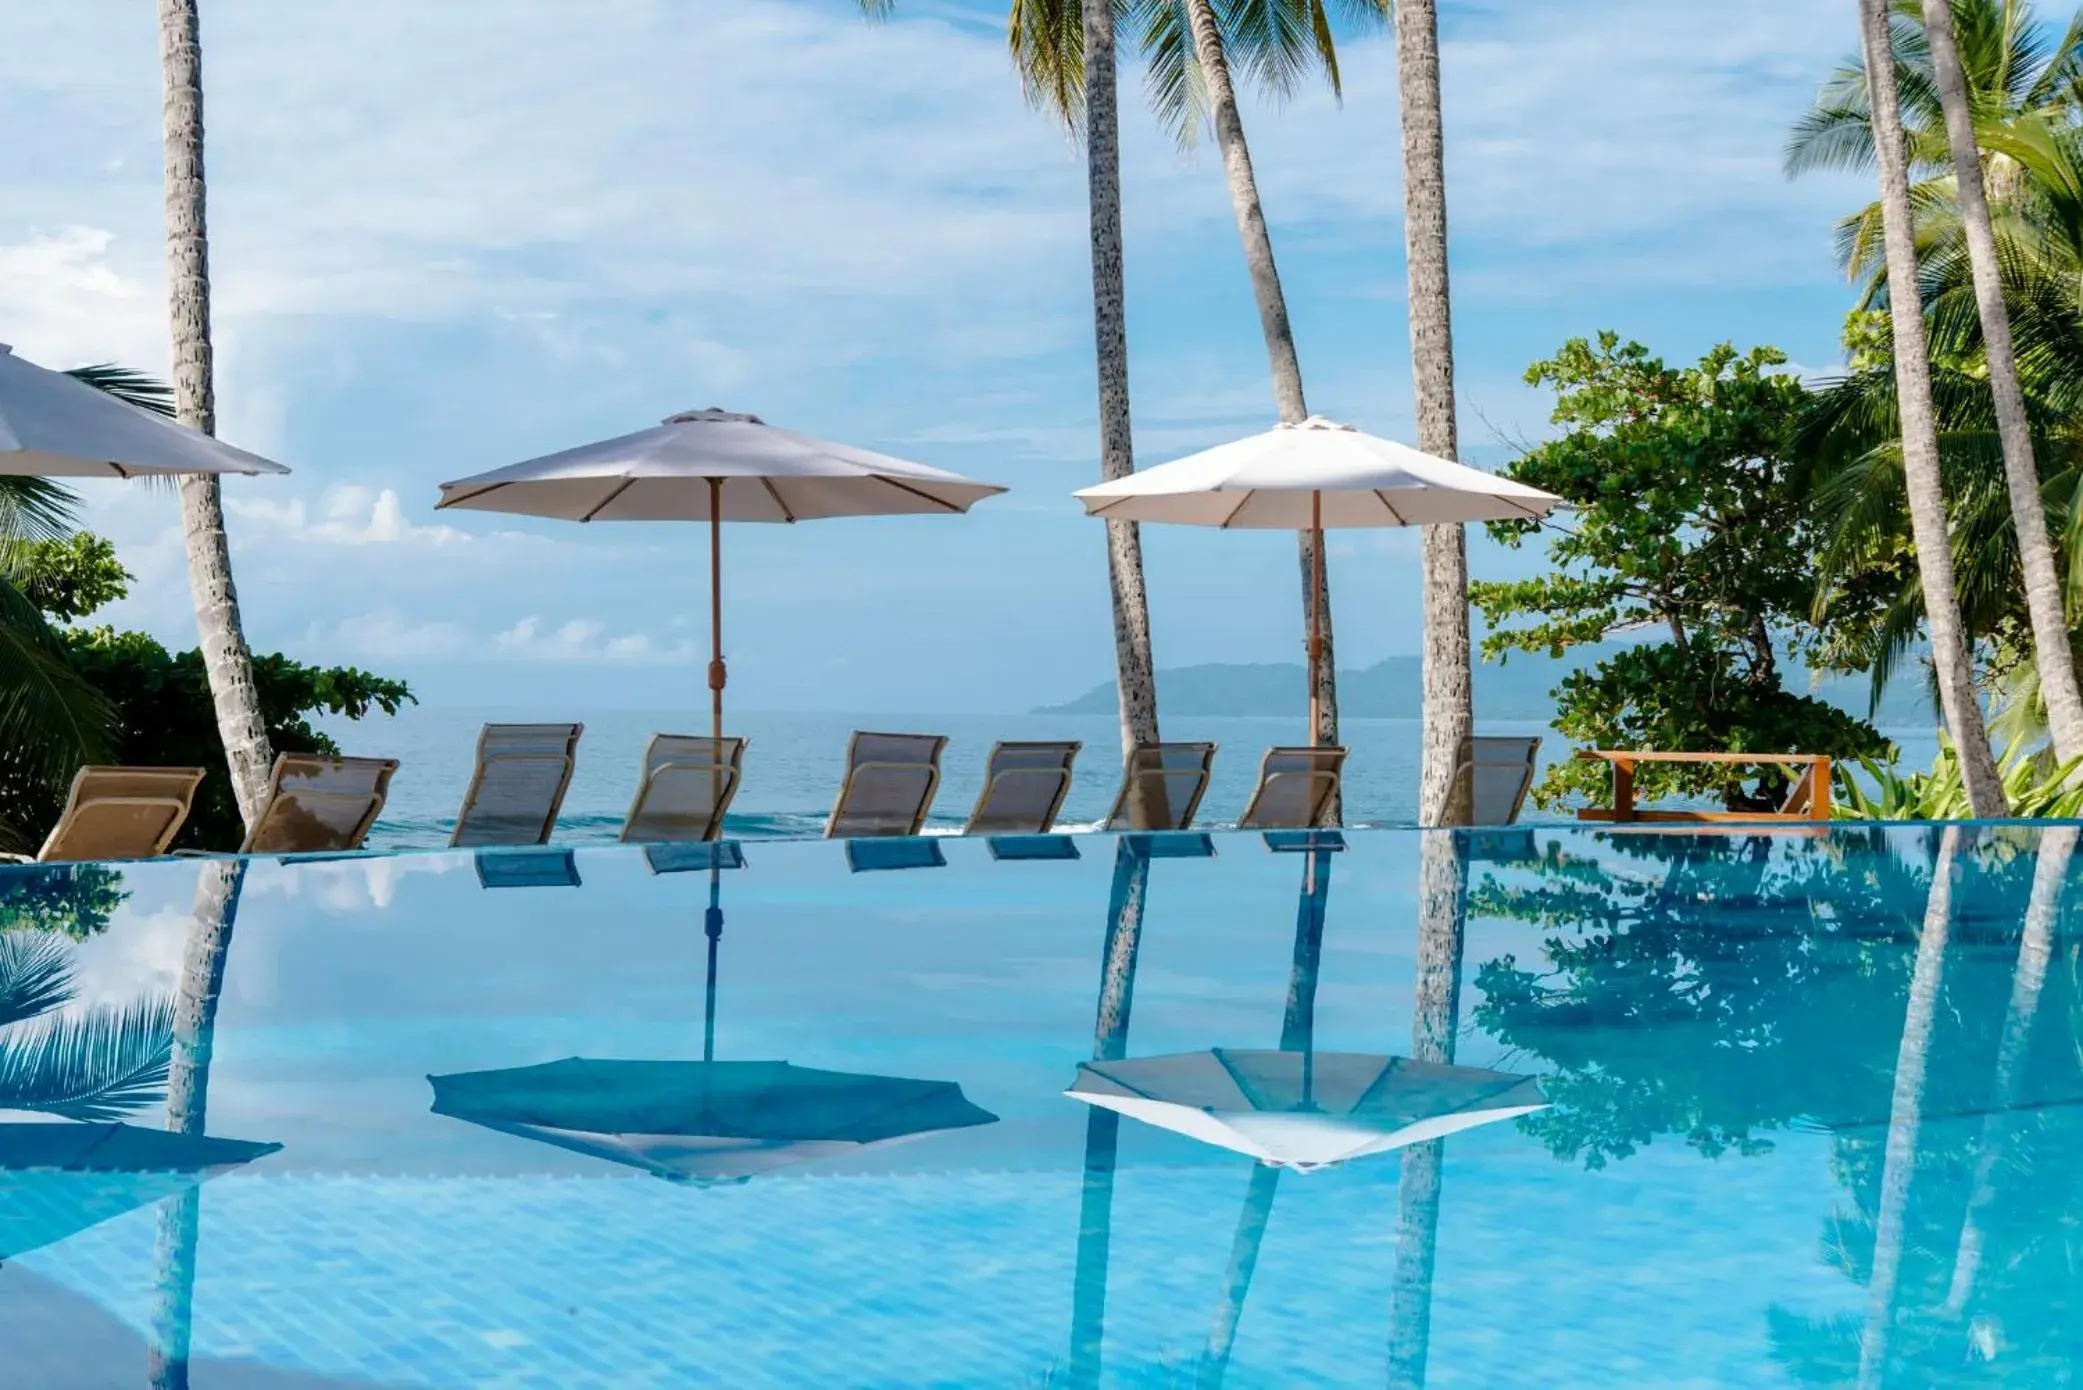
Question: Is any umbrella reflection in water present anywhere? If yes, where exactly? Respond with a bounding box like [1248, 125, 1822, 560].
[428, 841, 997, 1183]
[0, 1121, 278, 1261]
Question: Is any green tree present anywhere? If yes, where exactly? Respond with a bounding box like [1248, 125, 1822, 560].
[1474, 334, 1889, 811]
[0, 533, 412, 851]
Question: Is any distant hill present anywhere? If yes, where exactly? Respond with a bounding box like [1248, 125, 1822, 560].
[1036, 652, 1938, 726]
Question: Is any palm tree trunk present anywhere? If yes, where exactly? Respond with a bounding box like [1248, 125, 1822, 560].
[160, 0, 274, 831]
[1180, 0, 1341, 773]
[1942, 823, 2068, 1316]
[1083, 0, 1163, 760]
[1858, 0, 2007, 817]
[1857, 825, 1960, 1390]
[147, 858, 246, 1390]
[1397, 0, 1473, 830]
[1388, 832, 1468, 1387]
[1918, 0, 2083, 768]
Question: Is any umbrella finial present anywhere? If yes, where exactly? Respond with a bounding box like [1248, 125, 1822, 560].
[665, 407, 763, 426]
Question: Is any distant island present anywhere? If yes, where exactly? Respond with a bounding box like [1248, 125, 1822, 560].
[1037, 653, 1938, 727]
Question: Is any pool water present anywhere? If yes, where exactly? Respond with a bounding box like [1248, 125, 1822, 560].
[1, 823, 2077, 1386]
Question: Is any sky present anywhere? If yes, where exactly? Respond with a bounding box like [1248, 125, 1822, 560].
[0, 0, 1871, 714]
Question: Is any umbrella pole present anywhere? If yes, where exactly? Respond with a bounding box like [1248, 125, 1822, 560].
[708, 478, 726, 748]
[704, 866, 723, 1064]
[1308, 491, 1324, 748]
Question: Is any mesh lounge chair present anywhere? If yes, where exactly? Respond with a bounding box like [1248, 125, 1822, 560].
[240, 754, 399, 856]
[620, 735, 746, 844]
[1237, 746, 1350, 830]
[1, 766, 206, 863]
[1103, 742, 1217, 832]
[450, 722, 583, 848]
[964, 740, 1081, 835]
[1453, 735, 1542, 825]
[826, 732, 947, 839]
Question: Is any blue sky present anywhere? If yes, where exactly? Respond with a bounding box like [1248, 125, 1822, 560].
[0, 0, 1868, 713]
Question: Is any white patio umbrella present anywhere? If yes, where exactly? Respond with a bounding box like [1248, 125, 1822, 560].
[1067, 1048, 1545, 1172]
[435, 408, 1006, 747]
[1073, 417, 1561, 742]
[0, 344, 288, 477]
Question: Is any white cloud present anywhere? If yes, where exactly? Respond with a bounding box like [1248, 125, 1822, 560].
[226, 484, 472, 546]
[494, 615, 693, 665]
[300, 612, 468, 661]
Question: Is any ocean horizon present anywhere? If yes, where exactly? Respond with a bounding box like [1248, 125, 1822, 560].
[319, 703, 1949, 850]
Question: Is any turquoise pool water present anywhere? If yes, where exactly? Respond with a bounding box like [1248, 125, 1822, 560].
[0, 823, 2075, 1386]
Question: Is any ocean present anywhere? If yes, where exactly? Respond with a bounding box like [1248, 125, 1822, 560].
[316, 704, 1948, 851]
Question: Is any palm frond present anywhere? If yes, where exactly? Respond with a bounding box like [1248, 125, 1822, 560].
[1010, 0, 1090, 129]
[62, 364, 174, 419]
[0, 931, 74, 1030]
[0, 577, 112, 784]
[0, 994, 174, 1122]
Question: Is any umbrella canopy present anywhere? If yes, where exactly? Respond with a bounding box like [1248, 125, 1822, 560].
[1073, 417, 1561, 751]
[1072, 416, 1559, 529]
[0, 1120, 282, 1259]
[433, 409, 1005, 764]
[428, 1056, 999, 1185]
[434, 408, 1004, 522]
[1067, 1049, 1544, 1173]
[0, 344, 289, 479]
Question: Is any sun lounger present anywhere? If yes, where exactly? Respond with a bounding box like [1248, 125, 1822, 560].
[240, 754, 399, 856]
[450, 722, 583, 848]
[620, 735, 746, 844]
[1456, 736, 1542, 825]
[1102, 742, 1216, 832]
[826, 731, 947, 839]
[964, 740, 1080, 835]
[1237, 746, 1349, 829]
[1, 765, 206, 863]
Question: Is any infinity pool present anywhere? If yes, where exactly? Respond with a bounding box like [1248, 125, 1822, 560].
[1, 824, 2075, 1387]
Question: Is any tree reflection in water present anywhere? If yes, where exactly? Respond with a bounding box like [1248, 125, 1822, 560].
[1470, 824, 2083, 1385]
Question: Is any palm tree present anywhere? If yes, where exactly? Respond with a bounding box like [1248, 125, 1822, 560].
[1395, 0, 1474, 829]
[1175, 0, 1345, 759]
[1858, 0, 2009, 816]
[855, 0, 1162, 764]
[1790, 0, 2083, 296]
[1919, 0, 2083, 766]
[159, 0, 274, 829]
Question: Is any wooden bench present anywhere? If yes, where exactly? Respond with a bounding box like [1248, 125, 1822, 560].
[1575, 750, 1832, 824]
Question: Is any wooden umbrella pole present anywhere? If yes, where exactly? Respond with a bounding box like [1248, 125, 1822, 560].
[708, 477, 726, 746]
[1309, 490, 1324, 748]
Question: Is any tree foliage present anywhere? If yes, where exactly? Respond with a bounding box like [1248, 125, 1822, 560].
[1473, 334, 1889, 811]
[0, 534, 413, 852]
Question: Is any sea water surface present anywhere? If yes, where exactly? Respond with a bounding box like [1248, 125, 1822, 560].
[320, 704, 1946, 849]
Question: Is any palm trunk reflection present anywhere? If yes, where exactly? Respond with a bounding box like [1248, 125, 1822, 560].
[1069, 839, 1153, 1389]
[1388, 830, 1468, 1389]
[147, 859, 246, 1390]
[1856, 826, 1963, 1390]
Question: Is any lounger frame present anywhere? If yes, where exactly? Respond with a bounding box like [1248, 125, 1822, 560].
[621, 734, 746, 844]
[827, 731, 948, 839]
[1237, 746, 1349, 830]
[964, 740, 1081, 835]
[9, 765, 207, 863]
[239, 754, 400, 856]
[1103, 742, 1217, 832]
[1454, 735, 1542, 826]
[451, 722, 583, 848]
